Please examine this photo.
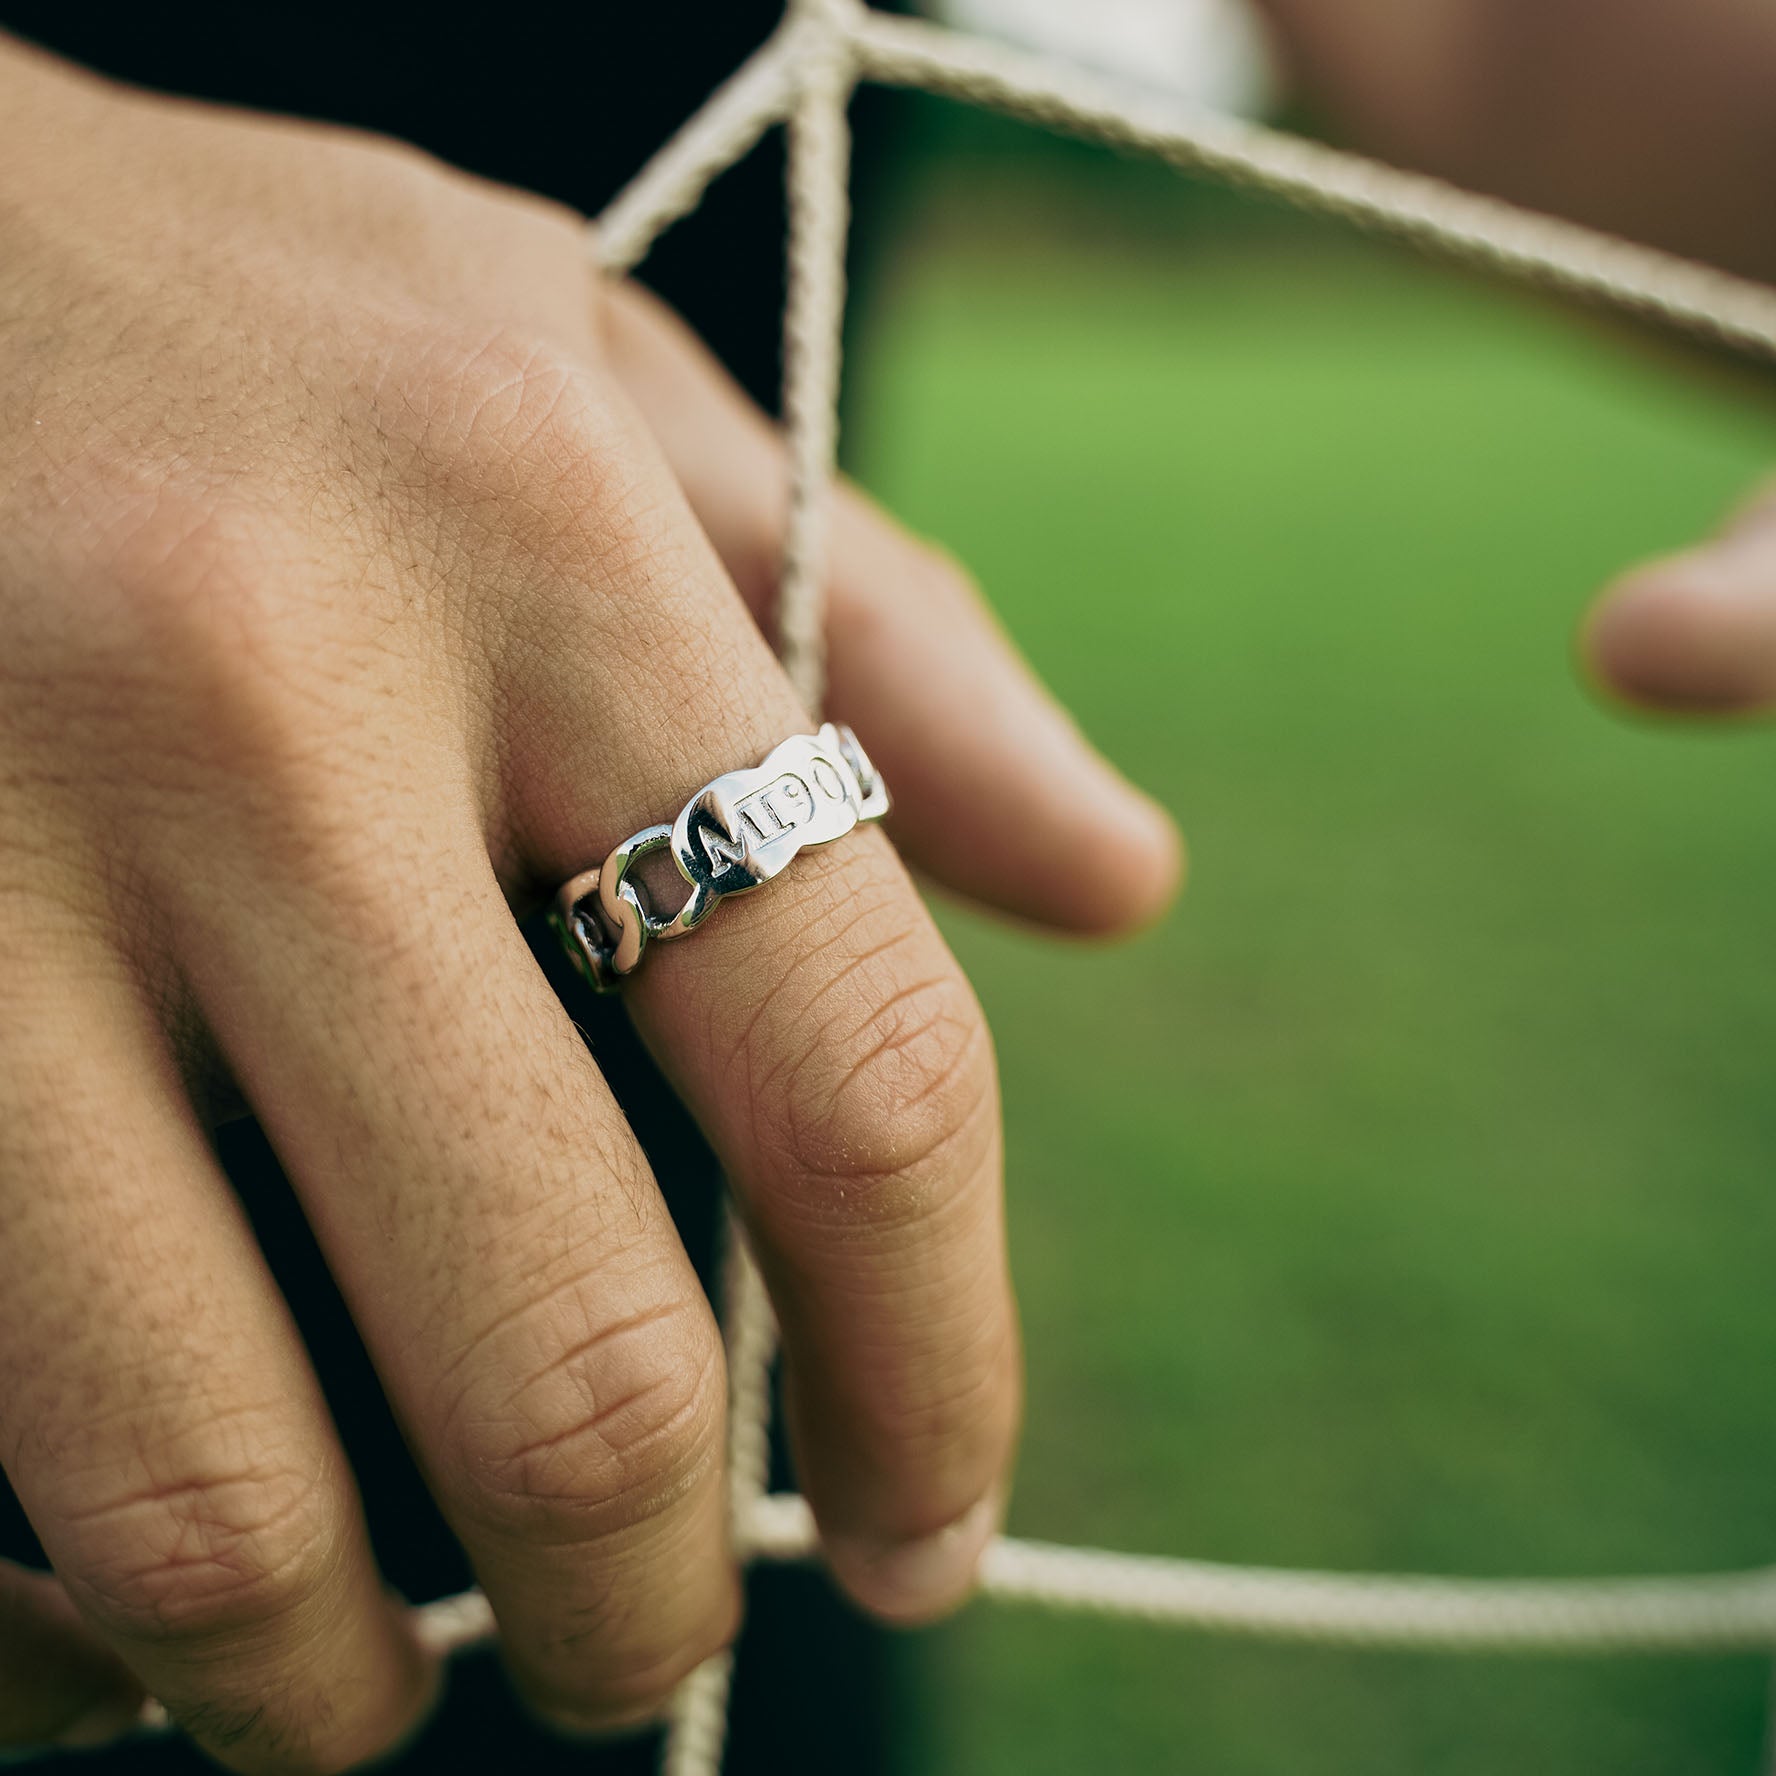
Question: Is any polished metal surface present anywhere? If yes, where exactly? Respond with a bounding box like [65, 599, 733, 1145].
[552, 722, 889, 991]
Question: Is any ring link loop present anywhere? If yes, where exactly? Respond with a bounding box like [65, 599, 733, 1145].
[550, 722, 889, 992]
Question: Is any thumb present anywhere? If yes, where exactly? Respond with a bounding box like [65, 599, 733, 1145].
[1584, 481, 1776, 715]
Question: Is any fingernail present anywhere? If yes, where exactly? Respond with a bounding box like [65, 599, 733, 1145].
[824, 1491, 1001, 1625]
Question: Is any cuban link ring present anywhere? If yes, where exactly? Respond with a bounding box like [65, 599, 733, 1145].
[550, 722, 890, 993]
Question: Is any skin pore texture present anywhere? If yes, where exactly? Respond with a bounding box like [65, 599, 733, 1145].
[0, 2, 1772, 1767]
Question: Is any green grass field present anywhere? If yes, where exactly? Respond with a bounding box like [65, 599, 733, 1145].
[847, 125, 1776, 1775]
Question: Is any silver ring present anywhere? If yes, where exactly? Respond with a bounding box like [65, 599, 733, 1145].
[551, 722, 890, 992]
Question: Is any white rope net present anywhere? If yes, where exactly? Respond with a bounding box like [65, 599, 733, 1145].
[627, 4, 1776, 1767]
[131, 0, 1776, 1764]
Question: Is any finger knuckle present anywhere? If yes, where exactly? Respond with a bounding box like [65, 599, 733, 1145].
[396, 324, 640, 526]
[33, 482, 281, 702]
[443, 1280, 725, 1546]
[797, 977, 993, 1194]
[395, 323, 705, 633]
[407, 325, 597, 467]
[50, 480, 447, 901]
[62, 1454, 343, 1648]
[28, 481, 373, 821]
[752, 895, 998, 1222]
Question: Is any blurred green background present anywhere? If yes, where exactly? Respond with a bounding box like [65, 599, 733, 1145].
[845, 105, 1776, 1774]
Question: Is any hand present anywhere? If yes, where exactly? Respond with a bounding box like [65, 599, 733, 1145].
[0, 37, 1179, 1770]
